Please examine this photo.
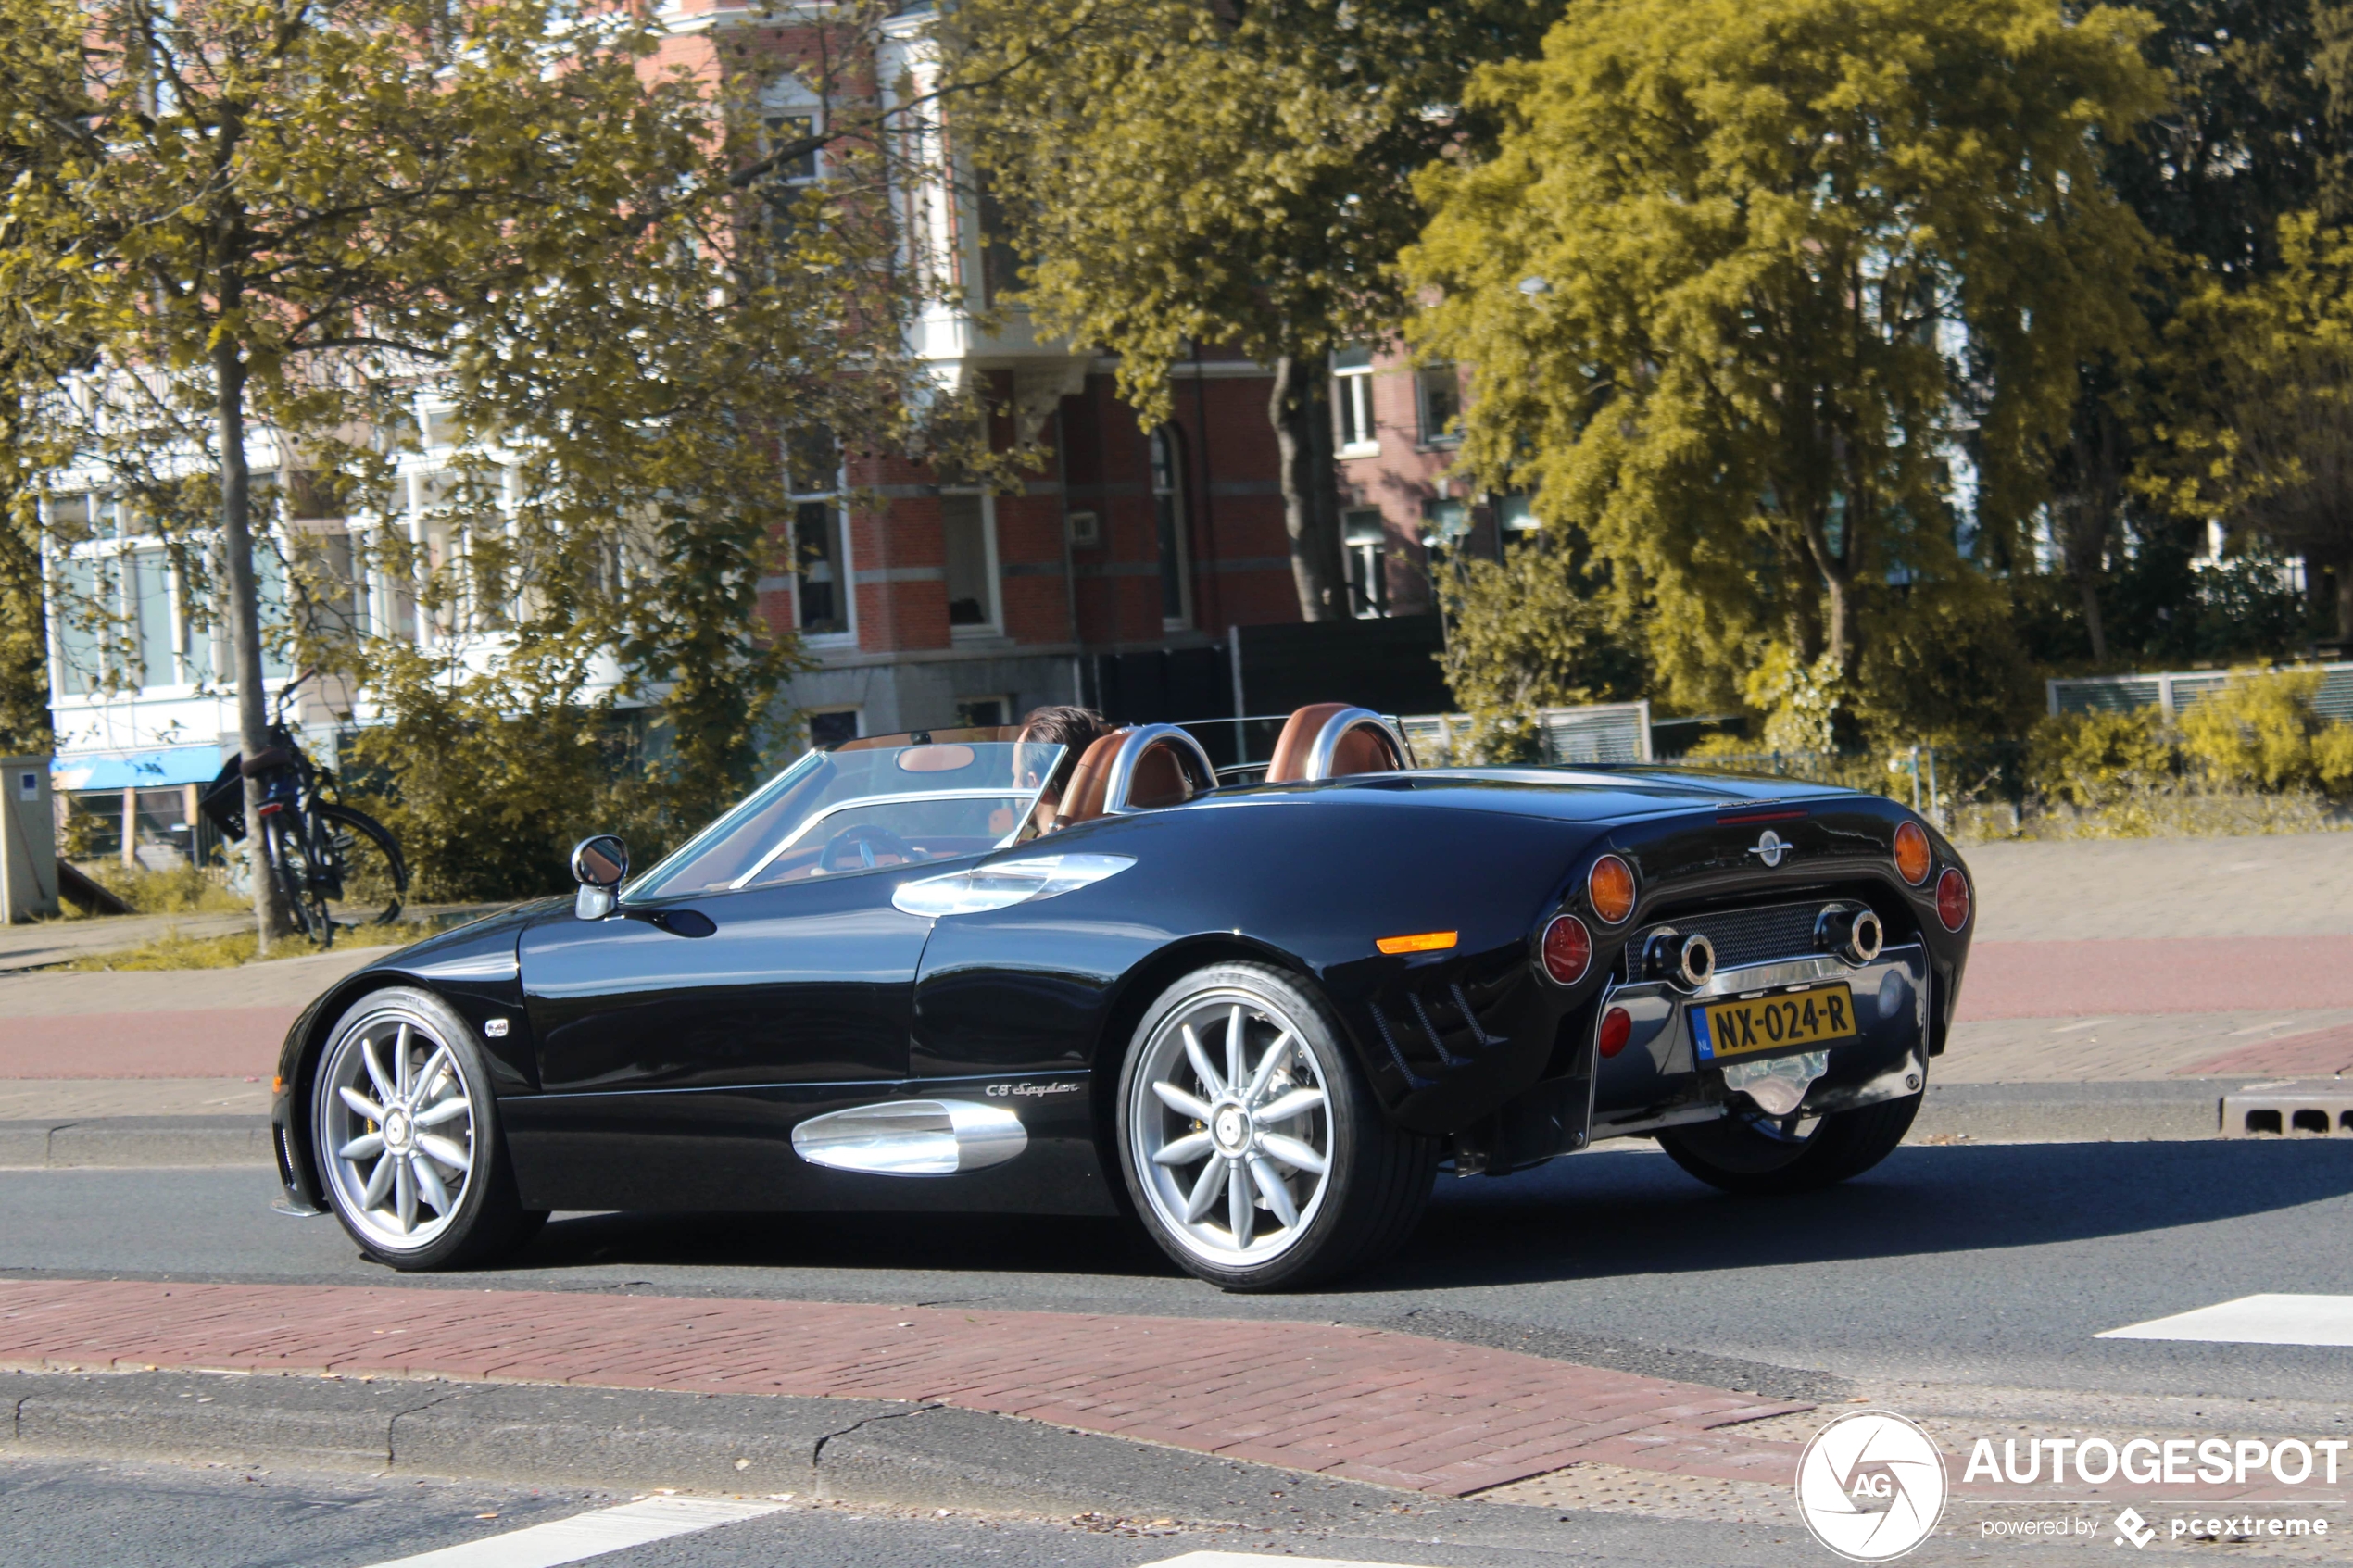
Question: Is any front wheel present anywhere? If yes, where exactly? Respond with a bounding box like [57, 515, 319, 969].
[1116, 961, 1436, 1291]
[1658, 1090, 1920, 1196]
[310, 986, 542, 1270]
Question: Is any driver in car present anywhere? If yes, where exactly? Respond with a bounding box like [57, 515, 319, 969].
[1013, 705, 1112, 840]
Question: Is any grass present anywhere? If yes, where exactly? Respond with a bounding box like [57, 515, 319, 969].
[61, 926, 322, 970]
[59, 861, 250, 918]
[59, 909, 485, 971]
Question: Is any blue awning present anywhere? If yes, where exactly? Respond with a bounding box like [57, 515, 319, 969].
[52, 745, 226, 793]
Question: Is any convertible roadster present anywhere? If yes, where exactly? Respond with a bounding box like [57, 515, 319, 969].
[270, 705, 1972, 1290]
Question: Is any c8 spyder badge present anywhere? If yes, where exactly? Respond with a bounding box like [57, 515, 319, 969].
[1796, 1409, 1947, 1561]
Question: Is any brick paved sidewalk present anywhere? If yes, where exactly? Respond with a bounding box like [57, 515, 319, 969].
[0, 1278, 1807, 1497]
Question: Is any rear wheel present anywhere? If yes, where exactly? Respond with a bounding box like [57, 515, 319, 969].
[1117, 961, 1436, 1291]
[310, 986, 542, 1270]
[1658, 1091, 1920, 1196]
[262, 814, 329, 944]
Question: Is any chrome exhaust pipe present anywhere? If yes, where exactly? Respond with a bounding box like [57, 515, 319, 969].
[1644, 930, 1715, 988]
[1816, 905, 1883, 964]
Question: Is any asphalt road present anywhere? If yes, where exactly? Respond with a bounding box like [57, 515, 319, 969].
[6, 1135, 2352, 1404]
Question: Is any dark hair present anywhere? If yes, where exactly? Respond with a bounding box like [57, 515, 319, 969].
[1019, 705, 1113, 787]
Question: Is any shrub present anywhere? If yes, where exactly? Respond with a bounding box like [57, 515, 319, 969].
[2024, 709, 2172, 807]
[2176, 668, 2349, 793]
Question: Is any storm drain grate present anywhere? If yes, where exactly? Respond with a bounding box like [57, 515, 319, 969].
[2219, 1086, 2353, 1137]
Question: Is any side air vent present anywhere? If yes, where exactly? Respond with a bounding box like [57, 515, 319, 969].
[791, 1099, 1027, 1175]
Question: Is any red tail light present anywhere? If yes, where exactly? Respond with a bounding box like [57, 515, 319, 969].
[257, 802, 284, 817]
[1597, 1006, 1632, 1058]
[1541, 914, 1592, 985]
[1936, 868, 1970, 932]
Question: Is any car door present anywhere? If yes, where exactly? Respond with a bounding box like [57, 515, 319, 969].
[500, 868, 937, 1210]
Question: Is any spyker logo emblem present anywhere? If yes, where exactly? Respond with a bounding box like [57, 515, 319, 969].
[1749, 829, 1791, 868]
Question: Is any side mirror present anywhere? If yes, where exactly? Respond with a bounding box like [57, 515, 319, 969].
[571, 834, 629, 920]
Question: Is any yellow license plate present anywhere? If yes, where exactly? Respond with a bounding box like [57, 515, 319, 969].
[1693, 984, 1857, 1060]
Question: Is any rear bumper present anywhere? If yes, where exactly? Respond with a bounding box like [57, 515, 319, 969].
[1590, 943, 1930, 1143]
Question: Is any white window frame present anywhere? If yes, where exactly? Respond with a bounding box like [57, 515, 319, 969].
[941, 488, 1003, 640]
[789, 461, 858, 647]
[1342, 508, 1388, 620]
[1335, 363, 1379, 458]
[1416, 364, 1464, 448]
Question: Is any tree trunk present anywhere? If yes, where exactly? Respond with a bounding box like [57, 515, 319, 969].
[2079, 571, 2109, 665]
[214, 336, 295, 947]
[1270, 353, 1344, 622]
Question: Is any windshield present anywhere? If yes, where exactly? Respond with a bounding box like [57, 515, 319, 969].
[626, 729, 1066, 900]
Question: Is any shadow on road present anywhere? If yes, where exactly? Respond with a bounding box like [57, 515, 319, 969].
[509, 1137, 2353, 1291]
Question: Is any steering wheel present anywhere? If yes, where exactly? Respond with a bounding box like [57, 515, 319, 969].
[820, 823, 917, 873]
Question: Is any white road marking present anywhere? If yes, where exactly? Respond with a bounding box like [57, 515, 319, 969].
[1144, 1555, 1430, 1568]
[359, 1497, 782, 1568]
[2097, 1294, 2353, 1347]
[2049, 1018, 2111, 1035]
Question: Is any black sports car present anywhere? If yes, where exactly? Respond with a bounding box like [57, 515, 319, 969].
[270, 704, 1973, 1290]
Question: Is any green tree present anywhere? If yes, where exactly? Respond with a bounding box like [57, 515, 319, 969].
[0, 0, 967, 929]
[1405, 0, 2168, 721]
[947, 0, 1561, 621]
[1437, 533, 1645, 756]
[2148, 213, 2353, 639]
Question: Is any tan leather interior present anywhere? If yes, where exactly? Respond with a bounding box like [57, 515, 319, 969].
[1265, 703, 1350, 784]
[1049, 729, 1131, 830]
[1126, 739, 1199, 809]
[1328, 723, 1402, 775]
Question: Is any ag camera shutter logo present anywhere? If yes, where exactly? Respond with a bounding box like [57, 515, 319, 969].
[1796, 1409, 1948, 1561]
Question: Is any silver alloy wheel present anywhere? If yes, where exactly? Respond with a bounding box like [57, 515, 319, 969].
[1127, 986, 1334, 1268]
[315, 1007, 477, 1252]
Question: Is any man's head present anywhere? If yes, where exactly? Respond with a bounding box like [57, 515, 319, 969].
[1015, 706, 1113, 834]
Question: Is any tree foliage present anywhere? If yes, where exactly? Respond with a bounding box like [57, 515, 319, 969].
[947, 0, 1561, 621]
[1407, 0, 2167, 726]
[0, 0, 987, 913]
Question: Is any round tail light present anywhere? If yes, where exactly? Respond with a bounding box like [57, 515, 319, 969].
[1894, 821, 1931, 884]
[1936, 867, 1970, 932]
[1597, 1005, 1632, 1058]
[1587, 854, 1637, 924]
[1541, 913, 1592, 985]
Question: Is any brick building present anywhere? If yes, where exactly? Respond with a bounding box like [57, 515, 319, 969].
[43, 0, 1479, 859]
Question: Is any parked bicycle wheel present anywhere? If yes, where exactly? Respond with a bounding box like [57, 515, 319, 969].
[262, 811, 331, 943]
[319, 804, 408, 929]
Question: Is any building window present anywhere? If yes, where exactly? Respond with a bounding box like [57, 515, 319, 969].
[1417, 364, 1463, 446]
[940, 492, 999, 632]
[956, 695, 1010, 729]
[1343, 510, 1389, 619]
[1423, 496, 1470, 549]
[807, 707, 862, 749]
[1333, 346, 1378, 457]
[788, 426, 851, 640]
[1150, 427, 1190, 626]
[794, 501, 849, 636]
[761, 109, 822, 246]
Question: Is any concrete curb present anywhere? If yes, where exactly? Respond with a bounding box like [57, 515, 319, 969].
[0, 1085, 2257, 1170]
[0, 1115, 276, 1168]
[0, 1368, 1410, 1523]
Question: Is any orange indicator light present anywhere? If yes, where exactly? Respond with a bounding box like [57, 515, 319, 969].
[1376, 930, 1458, 955]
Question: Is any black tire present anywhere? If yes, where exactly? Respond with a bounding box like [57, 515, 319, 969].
[1115, 960, 1437, 1291]
[262, 813, 328, 944]
[308, 985, 545, 1270]
[1658, 1091, 1921, 1196]
[318, 803, 408, 929]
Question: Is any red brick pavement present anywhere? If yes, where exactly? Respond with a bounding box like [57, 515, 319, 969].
[0, 1008, 296, 1078]
[2175, 1023, 2353, 1078]
[0, 1278, 1806, 1496]
[1960, 937, 2353, 1021]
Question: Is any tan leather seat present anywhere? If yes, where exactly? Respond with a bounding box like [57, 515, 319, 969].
[1265, 704, 1403, 782]
[1265, 704, 1350, 784]
[1049, 729, 1130, 830]
[1125, 738, 1201, 809]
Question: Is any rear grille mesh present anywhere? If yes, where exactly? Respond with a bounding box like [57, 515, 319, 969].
[1622, 901, 1826, 981]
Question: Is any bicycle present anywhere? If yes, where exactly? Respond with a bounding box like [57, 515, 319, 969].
[200, 672, 409, 946]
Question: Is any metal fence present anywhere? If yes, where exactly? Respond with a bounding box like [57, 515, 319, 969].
[2048, 663, 2353, 723]
[1397, 701, 1654, 767]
